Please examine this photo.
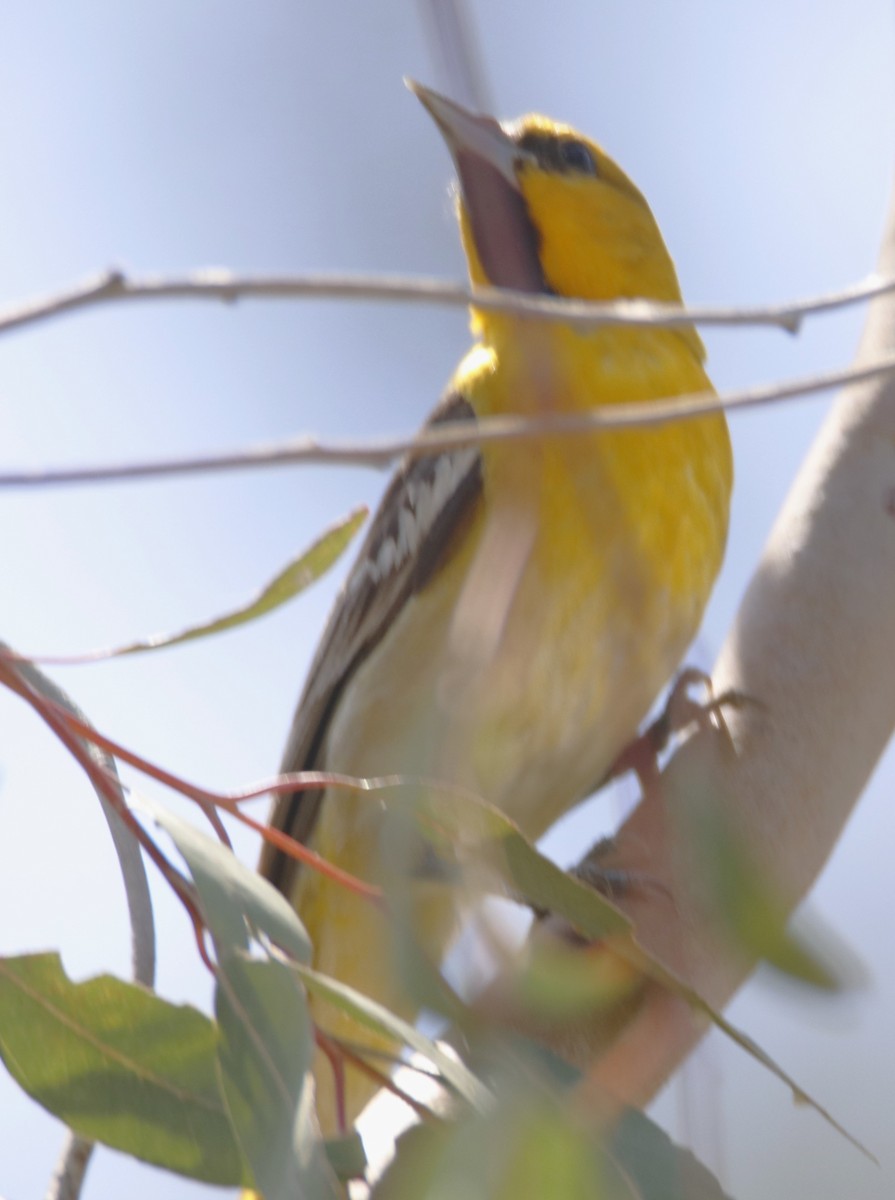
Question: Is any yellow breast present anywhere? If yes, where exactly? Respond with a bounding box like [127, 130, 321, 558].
[432, 322, 731, 830]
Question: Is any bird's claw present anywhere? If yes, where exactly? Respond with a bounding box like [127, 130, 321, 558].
[602, 667, 755, 795]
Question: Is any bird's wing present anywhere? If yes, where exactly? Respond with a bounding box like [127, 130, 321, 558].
[259, 389, 484, 894]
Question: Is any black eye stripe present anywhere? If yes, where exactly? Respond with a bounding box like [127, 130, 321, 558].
[515, 130, 598, 176]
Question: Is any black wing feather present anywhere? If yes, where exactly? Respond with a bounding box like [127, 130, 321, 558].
[260, 391, 483, 896]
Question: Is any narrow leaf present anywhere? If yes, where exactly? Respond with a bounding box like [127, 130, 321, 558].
[3, 642, 156, 986]
[140, 799, 332, 1194]
[411, 786, 631, 940]
[688, 801, 853, 991]
[55, 506, 367, 660]
[373, 1092, 629, 1200]
[215, 954, 336, 1199]
[295, 963, 491, 1112]
[137, 794, 311, 964]
[610, 1110, 735, 1200]
[324, 1131, 368, 1181]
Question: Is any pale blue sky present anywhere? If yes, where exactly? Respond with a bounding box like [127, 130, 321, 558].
[1, 3, 894, 1198]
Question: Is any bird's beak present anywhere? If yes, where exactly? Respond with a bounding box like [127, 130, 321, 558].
[408, 80, 546, 293]
[407, 80, 519, 187]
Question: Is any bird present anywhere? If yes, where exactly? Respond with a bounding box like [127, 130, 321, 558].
[259, 82, 733, 1134]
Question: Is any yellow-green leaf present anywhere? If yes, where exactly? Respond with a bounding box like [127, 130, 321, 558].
[0, 953, 246, 1184]
[75, 505, 367, 659]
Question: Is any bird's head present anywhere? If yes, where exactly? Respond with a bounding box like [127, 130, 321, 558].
[411, 81, 691, 315]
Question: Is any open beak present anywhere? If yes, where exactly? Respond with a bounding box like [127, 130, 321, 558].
[408, 80, 546, 294]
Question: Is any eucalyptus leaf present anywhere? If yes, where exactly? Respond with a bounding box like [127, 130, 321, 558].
[78, 506, 367, 659]
[296, 962, 490, 1113]
[215, 953, 336, 1199]
[0, 953, 245, 1184]
[137, 794, 311, 964]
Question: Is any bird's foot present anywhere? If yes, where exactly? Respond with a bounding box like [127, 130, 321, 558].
[603, 667, 752, 795]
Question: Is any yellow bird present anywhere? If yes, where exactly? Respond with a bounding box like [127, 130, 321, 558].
[260, 83, 732, 1133]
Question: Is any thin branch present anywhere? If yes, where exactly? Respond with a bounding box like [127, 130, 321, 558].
[0, 654, 205, 943]
[0, 675, 385, 903]
[2, 352, 895, 491]
[417, 0, 494, 113]
[44, 1132, 93, 1200]
[2, 266, 895, 341]
[318, 1029, 439, 1125]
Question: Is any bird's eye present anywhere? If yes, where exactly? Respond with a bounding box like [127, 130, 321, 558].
[559, 139, 598, 175]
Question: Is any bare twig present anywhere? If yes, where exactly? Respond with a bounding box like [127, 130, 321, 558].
[2, 352, 895, 491]
[44, 1132, 93, 1200]
[2, 266, 895, 340]
[417, 0, 493, 113]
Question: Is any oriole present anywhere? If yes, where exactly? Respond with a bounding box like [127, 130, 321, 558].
[260, 83, 732, 1133]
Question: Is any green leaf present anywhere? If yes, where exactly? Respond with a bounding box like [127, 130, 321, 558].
[498, 831, 631, 940]
[83, 506, 367, 658]
[295, 962, 491, 1113]
[372, 1092, 629, 1200]
[372, 1081, 736, 1200]
[610, 1109, 735, 1200]
[140, 799, 333, 1195]
[215, 953, 336, 1199]
[136, 794, 311, 964]
[687, 800, 851, 991]
[410, 786, 631, 942]
[324, 1130, 368, 1181]
[0, 952, 245, 1184]
[503, 938, 645, 1023]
